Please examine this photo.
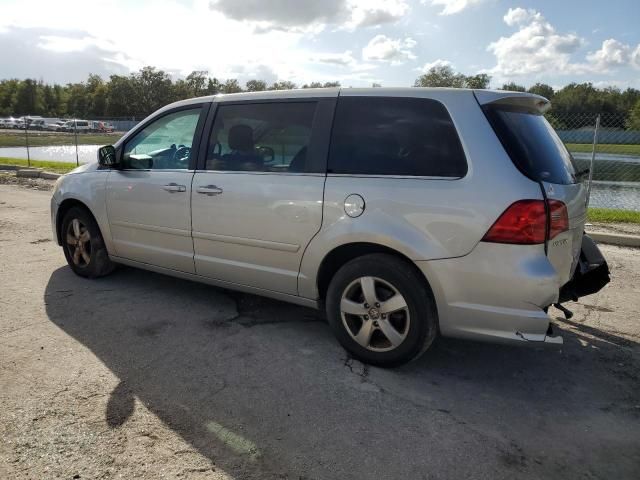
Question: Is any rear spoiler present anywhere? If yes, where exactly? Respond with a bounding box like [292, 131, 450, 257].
[474, 90, 551, 114]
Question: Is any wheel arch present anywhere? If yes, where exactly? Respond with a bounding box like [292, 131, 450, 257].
[55, 198, 99, 246]
[315, 242, 437, 307]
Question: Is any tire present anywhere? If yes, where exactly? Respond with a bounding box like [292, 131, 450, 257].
[61, 206, 115, 278]
[326, 253, 438, 367]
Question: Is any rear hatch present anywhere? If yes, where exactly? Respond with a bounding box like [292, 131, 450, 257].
[476, 90, 588, 286]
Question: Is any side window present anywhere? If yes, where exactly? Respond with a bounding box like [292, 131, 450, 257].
[328, 97, 467, 177]
[206, 102, 317, 172]
[123, 108, 202, 170]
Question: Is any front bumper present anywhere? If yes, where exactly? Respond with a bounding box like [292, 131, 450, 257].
[50, 195, 60, 245]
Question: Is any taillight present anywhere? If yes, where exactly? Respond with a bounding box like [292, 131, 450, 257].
[482, 199, 568, 245]
[547, 199, 569, 239]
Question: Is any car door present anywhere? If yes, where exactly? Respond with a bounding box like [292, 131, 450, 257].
[106, 104, 208, 273]
[191, 98, 335, 295]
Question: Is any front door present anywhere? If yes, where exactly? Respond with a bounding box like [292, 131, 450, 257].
[191, 99, 333, 295]
[106, 105, 207, 273]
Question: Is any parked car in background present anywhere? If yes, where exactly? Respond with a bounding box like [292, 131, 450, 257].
[0, 119, 7, 129]
[51, 88, 610, 367]
[3, 118, 19, 129]
[46, 120, 67, 131]
[29, 119, 47, 130]
[62, 120, 90, 133]
[89, 120, 115, 133]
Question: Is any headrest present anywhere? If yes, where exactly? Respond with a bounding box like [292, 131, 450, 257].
[228, 124, 254, 151]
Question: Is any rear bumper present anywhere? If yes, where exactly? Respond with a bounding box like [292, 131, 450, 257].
[416, 242, 562, 345]
[558, 234, 610, 303]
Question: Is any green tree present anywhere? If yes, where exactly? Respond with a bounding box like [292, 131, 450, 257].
[186, 70, 208, 97]
[86, 74, 107, 117]
[246, 79, 267, 91]
[106, 74, 137, 117]
[269, 81, 297, 90]
[413, 65, 489, 89]
[14, 79, 45, 115]
[205, 78, 222, 95]
[65, 82, 88, 117]
[134, 67, 174, 116]
[414, 66, 465, 88]
[0, 80, 20, 116]
[221, 79, 242, 93]
[501, 82, 526, 92]
[528, 83, 554, 100]
[465, 74, 491, 89]
[628, 99, 640, 130]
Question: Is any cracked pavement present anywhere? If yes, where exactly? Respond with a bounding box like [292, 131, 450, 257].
[1, 184, 639, 479]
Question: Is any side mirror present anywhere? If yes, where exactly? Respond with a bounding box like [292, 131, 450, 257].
[257, 145, 275, 163]
[98, 145, 118, 168]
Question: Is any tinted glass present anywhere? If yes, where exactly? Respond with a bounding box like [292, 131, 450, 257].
[483, 105, 578, 185]
[328, 97, 467, 177]
[123, 108, 201, 170]
[206, 102, 317, 173]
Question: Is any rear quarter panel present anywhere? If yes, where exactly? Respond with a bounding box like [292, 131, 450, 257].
[298, 89, 544, 299]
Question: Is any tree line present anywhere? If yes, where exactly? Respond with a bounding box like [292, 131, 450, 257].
[1, 65, 639, 129]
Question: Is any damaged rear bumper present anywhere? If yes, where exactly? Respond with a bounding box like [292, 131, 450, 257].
[558, 234, 611, 304]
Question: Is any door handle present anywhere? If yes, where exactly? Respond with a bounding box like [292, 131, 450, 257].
[196, 185, 223, 196]
[163, 183, 186, 193]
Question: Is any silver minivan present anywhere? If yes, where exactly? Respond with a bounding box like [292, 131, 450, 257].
[50, 88, 609, 366]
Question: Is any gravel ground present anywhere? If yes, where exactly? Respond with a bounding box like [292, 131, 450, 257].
[1, 184, 639, 480]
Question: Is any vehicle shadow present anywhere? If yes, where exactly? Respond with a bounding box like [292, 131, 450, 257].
[44, 265, 640, 479]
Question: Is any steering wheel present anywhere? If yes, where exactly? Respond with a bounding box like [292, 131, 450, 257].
[171, 145, 191, 166]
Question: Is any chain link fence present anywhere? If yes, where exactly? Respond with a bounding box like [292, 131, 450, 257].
[0, 117, 139, 166]
[550, 112, 640, 211]
[1, 111, 639, 211]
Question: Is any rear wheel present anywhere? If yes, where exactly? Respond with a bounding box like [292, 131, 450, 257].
[61, 206, 115, 278]
[326, 254, 438, 367]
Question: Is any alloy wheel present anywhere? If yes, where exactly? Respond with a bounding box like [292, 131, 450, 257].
[340, 276, 410, 352]
[66, 218, 92, 267]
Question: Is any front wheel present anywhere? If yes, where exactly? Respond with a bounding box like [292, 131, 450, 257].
[326, 254, 438, 367]
[61, 206, 115, 278]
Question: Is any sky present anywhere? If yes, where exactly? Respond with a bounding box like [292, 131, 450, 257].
[0, 0, 639, 89]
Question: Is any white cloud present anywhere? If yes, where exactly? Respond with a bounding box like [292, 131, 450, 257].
[362, 35, 416, 64]
[416, 59, 453, 72]
[208, 0, 345, 32]
[346, 0, 409, 29]
[487, 8, 640, 80]
[487, 8, 583, 77]
[209, 0, 409, 32]
[425, 0, 485, 16]
[503, 7, 539, 27]
[314, 50, 358, 66]
[633, 45, 640, 69]
[586, 39, 639, 72]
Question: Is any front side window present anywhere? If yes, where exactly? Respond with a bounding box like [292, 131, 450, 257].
[123, 108, 202, 170]
[206, 102, 317, 172]
[328, 97, 467, 177]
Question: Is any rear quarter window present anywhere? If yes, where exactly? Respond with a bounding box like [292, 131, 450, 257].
[483, 105, 578, 185]
[328, 96, 467, 177]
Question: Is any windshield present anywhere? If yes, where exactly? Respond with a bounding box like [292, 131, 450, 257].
[484, 105, 578, 185]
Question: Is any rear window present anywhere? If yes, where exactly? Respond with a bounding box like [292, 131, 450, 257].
[483, 105, 578, 185]
[328, 96, 467, 177]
